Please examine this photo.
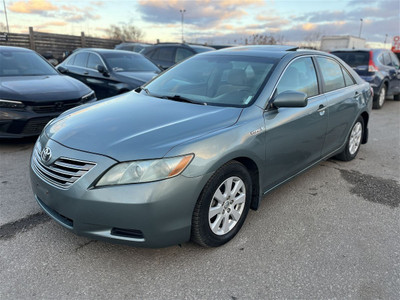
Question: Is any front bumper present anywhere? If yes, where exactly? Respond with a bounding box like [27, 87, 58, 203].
[30, 137, 211, 248]
[0, 108, 56, 138]
[0, 99, 96, 138]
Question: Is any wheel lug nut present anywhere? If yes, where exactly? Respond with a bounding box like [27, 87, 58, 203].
[230, 200, 234, 204]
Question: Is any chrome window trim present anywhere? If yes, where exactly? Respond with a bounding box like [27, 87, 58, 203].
[267, 54, 359, 109]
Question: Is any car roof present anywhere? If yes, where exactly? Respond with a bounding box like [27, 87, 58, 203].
[0, 46, 33, 53]
[201, 45, 326, 59]
[331, 48, 387, 53]
[74, 48, 142, 56]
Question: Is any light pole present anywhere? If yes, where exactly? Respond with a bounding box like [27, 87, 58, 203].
[2, 0, 9, 33]
[384, 34, 388, 48]
[180, 9, 186, 43]
[358, 18, 363, 38]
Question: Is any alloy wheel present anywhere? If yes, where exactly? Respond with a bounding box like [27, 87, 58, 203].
[349, 121, 362, 155]
[208, 176, 246, 235]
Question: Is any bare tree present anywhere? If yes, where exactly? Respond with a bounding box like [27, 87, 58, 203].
[301, 31, 322, 49]
[105, 24, 144, 42]
[247, 34, 277, 45]
[0, 23, 7, 32]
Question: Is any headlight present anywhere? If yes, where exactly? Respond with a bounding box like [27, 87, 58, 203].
[0, 99, 25, 109]
[96, 154, 194, 187]
[81, 91, 96, 103]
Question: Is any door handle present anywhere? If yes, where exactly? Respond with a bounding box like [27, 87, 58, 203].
[83, 72, 89, 75]
[317, 104, 326, 116]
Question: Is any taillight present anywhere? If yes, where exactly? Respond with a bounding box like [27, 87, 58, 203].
[370, 86, 374, 98]
[368, 51, 378, 72]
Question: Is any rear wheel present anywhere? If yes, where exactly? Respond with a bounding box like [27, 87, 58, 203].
[373, 85, 386, 109]
[191, 161, 252, 247]
[335, 116, 364, 161]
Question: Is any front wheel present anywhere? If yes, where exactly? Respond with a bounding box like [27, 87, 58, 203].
[335, 116, 364, 161]
[191, 161, 252, 247]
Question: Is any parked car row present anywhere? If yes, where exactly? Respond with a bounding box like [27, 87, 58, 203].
[1, 44, 399, 140]
[139, 43, 215, 69]
[56, 48, 161, 100]
[0, 42, 216, 138]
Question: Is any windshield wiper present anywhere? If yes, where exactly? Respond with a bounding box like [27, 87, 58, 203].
[142, 87, 151, 95]
[161, 95, 207, 105]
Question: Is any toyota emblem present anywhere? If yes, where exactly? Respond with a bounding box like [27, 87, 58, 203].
[40, 147, 52, 163]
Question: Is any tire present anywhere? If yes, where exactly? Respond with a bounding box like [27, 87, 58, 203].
[335, 116, 364, 161]
[394, 94, 400, 101]
[191, 161, 252, 247]
[373, 85, 386, 109]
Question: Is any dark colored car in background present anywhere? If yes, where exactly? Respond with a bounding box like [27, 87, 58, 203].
[140, 43, 215, 70]
[115, 42, 151, 53]
[0, 46, 95, 138]
[57, 49, 161, 100]
[331, 49, 400, 109]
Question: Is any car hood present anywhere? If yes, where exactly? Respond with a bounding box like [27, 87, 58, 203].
[46, 93, 242, 161]
[0, 75, 90, 102]
[115, 71, 159, 84]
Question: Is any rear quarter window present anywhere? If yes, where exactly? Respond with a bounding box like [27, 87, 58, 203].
[342, 67, 355, 86]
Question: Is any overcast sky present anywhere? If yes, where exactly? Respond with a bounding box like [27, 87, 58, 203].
[1, 0, 398, 46]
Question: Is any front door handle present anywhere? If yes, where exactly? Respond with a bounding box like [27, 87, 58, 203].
[83, 72, 89, 75]
[317, 104, 326, 116]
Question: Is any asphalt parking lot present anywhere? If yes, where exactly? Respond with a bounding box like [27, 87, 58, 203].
[1, 100, 399, 299]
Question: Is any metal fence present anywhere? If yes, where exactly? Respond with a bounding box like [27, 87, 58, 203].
[0, 27, 121, 60]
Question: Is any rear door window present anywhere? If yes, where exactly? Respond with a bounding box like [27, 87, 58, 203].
[389, 52, 400, 68]
[317, 57, 346, 92]
[158, 47, 175, 61]
[382, 52, 392, 66]
[342, 68, 355, 86]
[72, 52, 89, 67]
[175, 48, 193, 63]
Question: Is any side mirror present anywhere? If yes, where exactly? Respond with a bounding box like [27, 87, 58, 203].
[273, 91, 308, 108]
[57, 66, 68, 74]
[96, 64, 109, 76]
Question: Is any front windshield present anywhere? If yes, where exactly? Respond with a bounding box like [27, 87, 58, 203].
[144, 54, 277, 107]
[103, 52, 160, 72]
[0, 50, 58, 76]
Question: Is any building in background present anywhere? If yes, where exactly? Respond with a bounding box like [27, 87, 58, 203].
[320, 35, 366, 51]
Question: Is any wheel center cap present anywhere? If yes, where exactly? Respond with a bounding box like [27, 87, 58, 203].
[224, 201, 230, 209]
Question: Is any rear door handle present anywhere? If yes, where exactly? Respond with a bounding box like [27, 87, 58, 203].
[83, 72, 89, 75]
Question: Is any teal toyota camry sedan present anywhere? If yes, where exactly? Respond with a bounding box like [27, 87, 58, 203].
[30, 46, 373, 247]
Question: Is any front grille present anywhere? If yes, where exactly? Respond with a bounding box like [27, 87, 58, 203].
[21, 117, 53, 135]
[32, 147, 96, 189]
[32, 101, 81, 114]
